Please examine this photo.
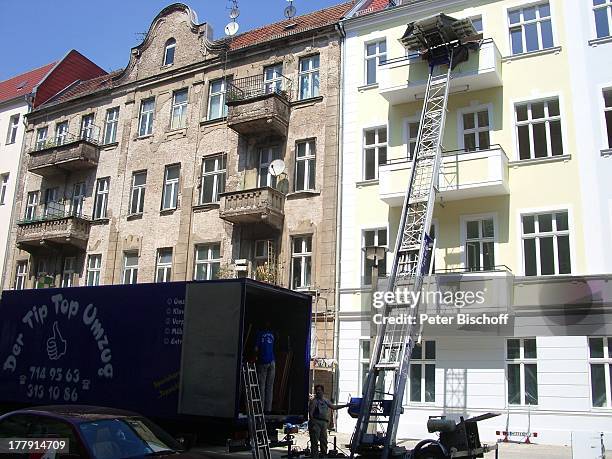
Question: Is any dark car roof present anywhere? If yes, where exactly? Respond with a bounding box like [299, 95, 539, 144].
[4, 405, 142, 423]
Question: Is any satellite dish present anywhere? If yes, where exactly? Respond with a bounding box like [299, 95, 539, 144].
[229, 7, 240, 19]
[284, 5, 296, 18]
[269, 159, 286, 177]
[224, 21, 239, 36]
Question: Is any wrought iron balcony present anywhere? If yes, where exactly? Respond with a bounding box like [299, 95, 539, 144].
[17, 201, 91, 253]
[28, 131, 100, 178]
[219, 187, 285, 230]
[226, 75, 292, 137]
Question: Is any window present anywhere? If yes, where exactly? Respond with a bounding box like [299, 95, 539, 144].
[156, 248, 173, 282]
[363, 127, 387, 180]
[6, 114, 19, 144]
[363, 228, 387, 285]
[194, 244, 221, 280]
[298, 55, 320, 100]
[25, 191, 38, 220]
[80, 114, 94, 141]
[43, 187, 59, 218]
[471, 15, 483, 33]
[163, 38, 176, 66]
[522, 211, 571, 276]
[506, 338, 538, 405]
[406, 120, 420, 159]
[258, 146, 282, 188]
[86, 254, 102, 286]
[170, 89, 188, 130]
[295, 140, 316, 191]
[0, 174, 8, 205]
[207, 78, 228, 120]
[129, 171, 147, 215]
[589, 337, 612, 407]
[604, 89, 612, 148]
[365, 39, 386, 85]
[291, 236, 312, 290]
[122, 252, 139, 284]
[359, 339, 371, 390]
[593, 0, 612, 38]
[139, 98, 155, 137]
[71, 182, 86, 216]
[162, 164, 180, 210]
[15, 261, 28, 290]
[516, 98, 563, 159]
[103, 107, 119, 144]
[254, 239, 276, 271]
[61, 257, 76, 288]
[200, 154, 226, 204]
[461, 109, 490, 151]
[508, 3, 553, 55]
[464, 218, 495, 271]
[55, 121, 68, 146]
[264, 64, 284, 94]
[408, 340, 436, 403]
[35, 126, 48, 150]
[93, 177, 110, 220]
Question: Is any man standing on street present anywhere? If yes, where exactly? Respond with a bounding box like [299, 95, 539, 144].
[308, 384, 349, 458]
[255, 321, 276, 413]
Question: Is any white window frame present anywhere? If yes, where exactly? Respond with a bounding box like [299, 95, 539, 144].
[15, 260, 28, 290]
[25, 191, 38, 220]
[200, 154, 226, 204]
[294, 140, 316, 191]
[207, 78, 228, 120]
[93, 177, 110, 220]
[170, 89, 188, 130]
[61, 256, 76, 288]
[254, 239, 276, 270]
[514, 97, 564, 160]
[162, 164, 180, 210]
[460, 213, 497, 271]
[0, 174, 8, 205]
[593, 0, 612, 39]
[506, 338, 538, 406]
[194, 243, 221, 280]
[264, 63, 284, 94]
[129, 171, 147, 215]
[470, 15, 484, 33]
[604, 87, 612, 149]
[6, 114, 19, 145]
[258, 146, 281, 188]
[291, 235, 312, 290]
[163, 38, 176, 66]
[122, 252, 139, 285]
[588, 336, 612, 408]
[55, 121, 68, 146]
[406, 340, 436, 405]
[365, 39, 387, 86]
[139, 98, 155, 137]
[80, 114, 95, 141]
[363, 126, 388, 181]
[103, 107, 119, 144]
[362, 227, 388, 286]
[156, 248, 173, 283]
[359, 338, 371, 391]
[520, 210, 572, 276]
[507, 2, 554, 55]
[298, 55, 320, 100]
[35, 126, 48, 150]
[458, 104, 492, 152]
[86, 254, 102, 286]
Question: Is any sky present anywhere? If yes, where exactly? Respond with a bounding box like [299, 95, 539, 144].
[0, 0, 345, 81]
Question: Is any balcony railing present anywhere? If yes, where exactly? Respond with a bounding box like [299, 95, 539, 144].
[30, 130, 100, 154]
[227, 74, 293, 102]
[219, 187, 285, 230]
[28, 131, 101, 177]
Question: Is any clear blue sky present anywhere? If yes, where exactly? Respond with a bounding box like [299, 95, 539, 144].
[0, 0, 345, 81]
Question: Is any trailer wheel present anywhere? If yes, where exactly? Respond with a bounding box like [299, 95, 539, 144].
[414, 445, 446, 459]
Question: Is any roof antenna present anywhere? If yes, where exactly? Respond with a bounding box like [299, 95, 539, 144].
[225, 0, 240, 36]
[284, 0, 297, 19]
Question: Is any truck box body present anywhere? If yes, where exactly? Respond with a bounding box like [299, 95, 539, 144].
[0, 279, 312, 423]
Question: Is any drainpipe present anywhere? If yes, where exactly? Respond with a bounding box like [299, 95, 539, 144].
[333, 20, 346, 406]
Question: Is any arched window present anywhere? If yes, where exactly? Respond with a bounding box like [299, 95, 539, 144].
[163, 38, 176, 66]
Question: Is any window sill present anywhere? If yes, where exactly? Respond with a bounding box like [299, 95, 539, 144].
[286, 190, 321, 199]
[200, 117, 227, 127]
[502, 46, 562, 62]
[294, 288, 317, 295]
[357, 83, 379, 92]
[91, 218, 110, 225]
[509, 154, 571, 167]
[160, 208, 178, 216]
[165, 128, 187, 140]
[134, 134, 153, 141]
[601, 148, 612, 157]
[192, 203, 220, 212]
[588, 36, 612, 46]
[291, 96, 324, 108]
[356, 179, 379, 187]
[127, 213, 143, 221]
[101, 142, 119, 150]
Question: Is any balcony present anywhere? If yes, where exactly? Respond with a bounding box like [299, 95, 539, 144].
[379, 145, 509, 206]
[226, 75, 292, 137]
[378, 39, 502, 105]
[219, 187, 285, 230]
[16, 201, 91, 253]
[28, 132, 100, 178]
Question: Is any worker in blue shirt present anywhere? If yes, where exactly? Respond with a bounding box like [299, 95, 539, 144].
[255, 321, 276, 413]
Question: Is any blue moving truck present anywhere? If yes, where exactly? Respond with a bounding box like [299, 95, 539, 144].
[0, 279, 311, 431]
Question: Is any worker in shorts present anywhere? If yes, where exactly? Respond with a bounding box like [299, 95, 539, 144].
[308, 384, 350, 458]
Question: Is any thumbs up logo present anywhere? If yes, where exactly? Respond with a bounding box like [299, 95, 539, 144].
[47, 321, 67, 361]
